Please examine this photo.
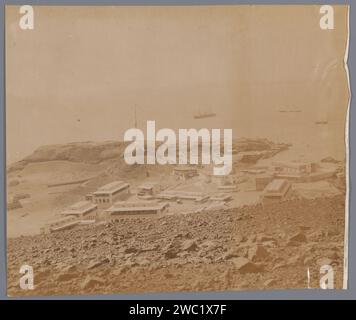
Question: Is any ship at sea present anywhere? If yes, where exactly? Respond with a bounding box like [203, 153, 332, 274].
[278, 106, 301, 113]
[279, 110, 301, 113]
[315, 103, 329, 125]
[313, 60, 337, 126]
[194, 107, 216, 120]
[315, 120, 328, 125]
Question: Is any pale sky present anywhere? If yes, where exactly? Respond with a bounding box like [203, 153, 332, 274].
[6, 5, 350, 163]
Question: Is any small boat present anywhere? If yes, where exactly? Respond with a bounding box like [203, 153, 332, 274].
[315, 104, 329, 125]
[278, 108, 301, 113]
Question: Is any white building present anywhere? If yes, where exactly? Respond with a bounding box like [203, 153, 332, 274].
[93, 181, 130, 207]
[105, 201, 169, 218]
[157, 190, 209, 202]
[262, 179, 291, 204]
[137, 182, 161, 199]
[272, 161, 313, 178]
[173, 167, 198, 180]
[61, 200, 98, 220]
[41, 216, 79, 234]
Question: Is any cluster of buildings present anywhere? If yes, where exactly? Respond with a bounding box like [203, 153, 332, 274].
[41, 168, 236, 234]
[255, 160, 340, 204]
[271, 161, 337, 181]
[41, 159, 341, 233]
[40, 200, 98, 234]
[41, 180, 169, 234]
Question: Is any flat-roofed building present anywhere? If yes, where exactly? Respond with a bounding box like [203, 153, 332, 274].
[272, 161, 312, 179]
[236, 151, 263, 163]
[262, 179, 291, 204]
[105, 201, 169, 218]
[255, 174, 274, 191]
[157, 190, 209, 202]
[217, 185, 238, 192]
[173, 167, 198, 180]
[85, 193, 94, 202]
[61, 200, 98, 220]
[137, 182, 160, 199]
[210, 193, 232, 202]
[93, 181, 130, 207]
[207, 174, 238, 186]
[41, 216, 79, 234]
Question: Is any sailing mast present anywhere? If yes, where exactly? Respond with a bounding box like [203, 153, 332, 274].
[134, 105, 138, 128]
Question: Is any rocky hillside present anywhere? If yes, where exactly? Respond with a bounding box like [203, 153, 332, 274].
[7, 195, 345, 296]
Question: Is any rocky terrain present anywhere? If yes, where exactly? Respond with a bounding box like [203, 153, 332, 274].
[7, 195, 346, 296]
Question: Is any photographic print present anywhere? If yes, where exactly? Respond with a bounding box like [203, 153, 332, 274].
[5, 5, 350, 296]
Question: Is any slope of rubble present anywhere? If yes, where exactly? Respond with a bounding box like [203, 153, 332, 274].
[7, 195, 345, 296]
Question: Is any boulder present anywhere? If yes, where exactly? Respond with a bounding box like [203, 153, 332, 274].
[55, 273, 77, 282]
[81, 276, 105, 290]
[181, 239, 198, 252]
[87, 258, 110, 270]
[164, 248, 178, 259]
[263, 279, 277, 287]
[232, 257, 264, 274]
[289, 232, 307, 243]
[248, 244, 269, 262]
[222, 249, 239, 260]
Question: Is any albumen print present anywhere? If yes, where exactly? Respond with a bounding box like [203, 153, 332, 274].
[6, 5, 350, 295]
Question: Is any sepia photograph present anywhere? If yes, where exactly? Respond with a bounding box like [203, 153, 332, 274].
[5, 4, 350, 296]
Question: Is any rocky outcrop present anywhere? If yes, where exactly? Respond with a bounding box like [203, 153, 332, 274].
[7, 138, 290, 172]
